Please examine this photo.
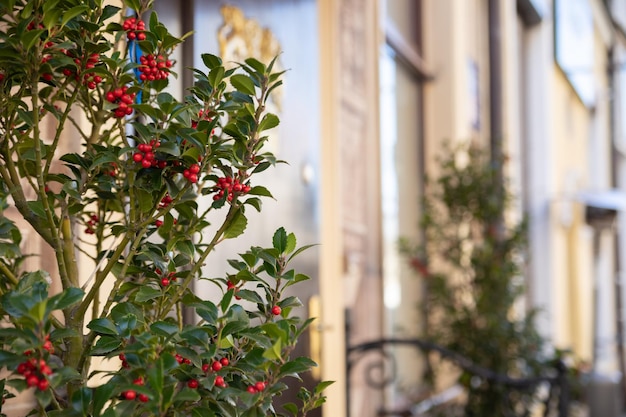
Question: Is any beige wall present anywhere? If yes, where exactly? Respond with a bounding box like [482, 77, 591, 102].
[421, 0, 614, 368]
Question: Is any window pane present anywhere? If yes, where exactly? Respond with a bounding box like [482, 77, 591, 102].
[380, 43, 424, 408]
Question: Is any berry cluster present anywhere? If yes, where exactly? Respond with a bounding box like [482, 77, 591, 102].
[122, 377, 149, 402]
[105, 87, 135, 118]
[212, 177, 251, 201]
[27, 21, 44, 31]
[138, 54, 172, 82]
[246, 381, 266, 394]
[202, 357, 229, 373]
[61, 51, 103, 89]
[132, 140, 165, 169]
[175, 353, 192, 366]
[182, 163, 200, 184]
[122, 17, 146, 41]
[16, 356, 52, 391]
[159, 270, 177, 287]
[119, 353, 130, 369]
[191, 110, 213, 130]
[103, 162, 117, 178]
[85, 214, 99, 235]
[202, 358, 230, 388]
[40, 46, 55, 82]
[158, 194, 173, 209]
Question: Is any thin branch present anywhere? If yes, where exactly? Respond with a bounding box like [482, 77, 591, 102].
[0, 260, 18, 286]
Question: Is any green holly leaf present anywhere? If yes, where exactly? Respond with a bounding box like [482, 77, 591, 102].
[224, 210, 247, 239]
[135, 286, 162, 303]
[273, 227, 287, 253]
[262, 339, 282, 361]
[202, 53, 222, 70]
[230, 74, 256, 96]
[48, 287, 84, 312]
[87, 318, 118, 336]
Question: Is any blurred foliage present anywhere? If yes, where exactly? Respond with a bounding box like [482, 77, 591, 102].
[403, 143, 548, 416]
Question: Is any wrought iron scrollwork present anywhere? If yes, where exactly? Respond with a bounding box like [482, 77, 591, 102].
[346, 338, 570, 417]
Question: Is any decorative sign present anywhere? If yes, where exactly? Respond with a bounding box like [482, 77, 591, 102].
[554, 0, 595, 107]
[217, 5, 284, 111]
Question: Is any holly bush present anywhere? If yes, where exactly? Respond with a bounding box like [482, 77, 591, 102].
[0, 0, 329, 416]
[403, 144, 547, 416]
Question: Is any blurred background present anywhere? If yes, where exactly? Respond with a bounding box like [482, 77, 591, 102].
[152, 0, 626, 416]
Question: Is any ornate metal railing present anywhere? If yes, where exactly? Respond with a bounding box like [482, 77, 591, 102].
[346, 338, 570, 417]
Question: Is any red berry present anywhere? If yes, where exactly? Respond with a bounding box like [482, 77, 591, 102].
[211, 361, 222, 372]
[26, 375, 39, 387]
[37, 379, 49, 391]
[155, 220, 163, 228]
[133, 377, 144, 386]
[254, 381, 266, 392]
[17, 363, 27, 374]
[188, 173, 198, 183]
[214, 375, 225, 388]
[123, 390, 136, 400]
[133, 152, 144, 163]
[271, 305, 282, 316]
[41, 365, 52, 375]
[220, 357, 229, 367]
[161, 278, 169, 286]
[189, 164, 200, 174]
[247, 385, 257, 394]
[187, 379, 199, 389]
[138, 393, 149, 402]
[202, 363, 210, 373]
